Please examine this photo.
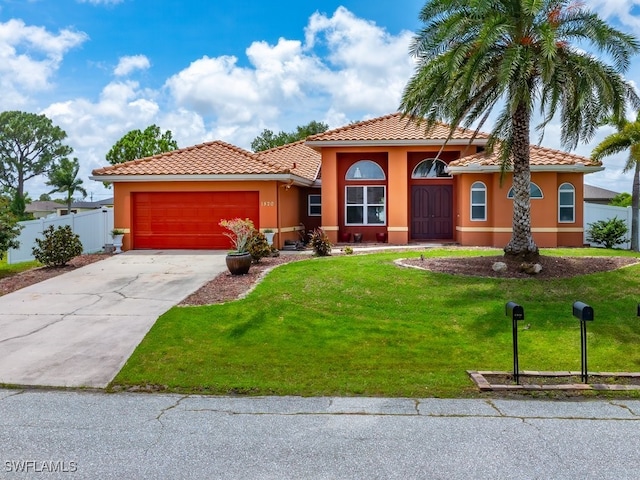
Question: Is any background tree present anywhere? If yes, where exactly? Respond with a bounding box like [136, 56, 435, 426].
[0, 111, 73, 218]
[592, 112, 640, 250]
[38, 193, 52, 202]
[251, 120, 329, 152]
[106, 124, 178, 165]
[46, 157, 88, 216]
[609, 192, 632, 207]
[400, 0, 639, 260]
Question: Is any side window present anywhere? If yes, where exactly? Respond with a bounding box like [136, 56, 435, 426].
[471, 182, 486, 221]
[558, 183, 575, 223]
[308, 194, 321, 216]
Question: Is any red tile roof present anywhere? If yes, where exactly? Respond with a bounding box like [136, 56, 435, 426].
[306, 113, 489, 143]
[91, 140, 305, 177]
[450, 145, 602, 168]
[256, 140, 321, 181]
[91, 114, 597, 182]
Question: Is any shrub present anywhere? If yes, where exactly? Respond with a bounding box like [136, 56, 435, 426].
[248, 231, 271, 263]
[0, 209, 22, 259]
[343, 246, 354, 255]
[32, 225, 83, 267]
[309, 228, 332, 256]
[587, 217, 629, 249]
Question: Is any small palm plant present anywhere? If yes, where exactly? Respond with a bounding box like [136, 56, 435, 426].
[219, 218, 255, 254]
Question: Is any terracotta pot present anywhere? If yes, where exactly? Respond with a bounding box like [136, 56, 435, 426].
[375, 232, 386, 243]
[225, 252, 252, 275]
[339, 232, 351, 243]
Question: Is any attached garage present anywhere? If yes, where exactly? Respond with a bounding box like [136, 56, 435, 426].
[132, 191, 259, 249]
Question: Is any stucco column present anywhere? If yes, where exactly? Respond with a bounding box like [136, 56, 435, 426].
[387, 149, 408, 244]
[320, 149, 339, 243]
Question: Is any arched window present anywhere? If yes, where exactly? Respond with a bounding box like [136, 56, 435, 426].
[346, 160, 385, 180]
[471, 182, 487, 221]
[558, 183, 575, 222]
[507, 183, 543, 199]
[412, 158, 451, 178]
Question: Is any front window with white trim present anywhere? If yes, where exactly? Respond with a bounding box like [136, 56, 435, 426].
[558, 183, 575, 222]
[346, 186, 386, 225]
[470, 182, 487, 221]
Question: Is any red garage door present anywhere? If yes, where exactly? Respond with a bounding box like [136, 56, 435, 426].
[132, 191, 259, 249]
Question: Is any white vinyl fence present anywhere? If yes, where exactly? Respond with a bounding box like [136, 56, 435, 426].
[7, 208, 114, 264]
[583, 203, 633, 249]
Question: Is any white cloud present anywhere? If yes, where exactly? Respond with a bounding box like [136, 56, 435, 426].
[114, 55, 151, 76]
[165, 7, 414, 136]
[591, 0, 640, 29]
[0, 19, 87, 109]
[16, 7, 417, 197]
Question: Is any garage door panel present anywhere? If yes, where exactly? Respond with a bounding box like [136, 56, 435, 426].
[132, 192, 259, 249]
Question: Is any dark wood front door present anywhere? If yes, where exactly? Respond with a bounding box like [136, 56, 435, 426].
[411, 185, 453, 240]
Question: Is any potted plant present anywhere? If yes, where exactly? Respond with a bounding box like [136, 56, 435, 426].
[111, 228, 125, 254]
[219, 218, 255, 275]
[263, 228, 276, 246]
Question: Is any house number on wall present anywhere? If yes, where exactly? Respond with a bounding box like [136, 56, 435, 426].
[261, 201, 275, 207]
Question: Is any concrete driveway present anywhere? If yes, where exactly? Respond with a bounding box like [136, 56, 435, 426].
[0, 251, 227, 388]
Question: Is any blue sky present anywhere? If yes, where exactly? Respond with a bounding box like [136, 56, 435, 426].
[0, 0, 639, 200]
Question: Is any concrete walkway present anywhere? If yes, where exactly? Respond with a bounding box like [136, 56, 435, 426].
[0, 251, 227, 388]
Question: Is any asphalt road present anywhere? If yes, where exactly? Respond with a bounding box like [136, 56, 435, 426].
[1, 389, 640, 479]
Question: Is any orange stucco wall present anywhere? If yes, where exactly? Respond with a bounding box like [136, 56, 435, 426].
[113, 180, 301, 250]
[320, 145, 477, 245]
[320, 145, 586, 248]
[456, 172, 585, 248]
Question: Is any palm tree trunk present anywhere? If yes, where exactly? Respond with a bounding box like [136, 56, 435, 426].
[504, 104, 539, 262]
[632, 159, 640, 251]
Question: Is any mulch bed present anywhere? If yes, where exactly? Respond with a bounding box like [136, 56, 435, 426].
[401, 254, 639, 279]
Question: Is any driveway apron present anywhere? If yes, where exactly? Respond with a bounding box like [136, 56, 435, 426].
[0, 251, 227, 388]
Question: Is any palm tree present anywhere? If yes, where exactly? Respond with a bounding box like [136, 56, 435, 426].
[46, 157, 88, 215]
[592, 113, 640, 251]
[400, 0, 639, 260]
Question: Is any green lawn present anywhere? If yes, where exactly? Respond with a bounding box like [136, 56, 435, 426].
[0, 255, 40, 279]
[112, 248, 640, 397]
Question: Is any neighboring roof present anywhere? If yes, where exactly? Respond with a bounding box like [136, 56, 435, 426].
[91, 141, 319, 185]
[305, 112, 490, 147]
[67, 200, 105, 209]
[25, 201, 60, 213]
[448, 145, 603, 173]
[584, 184, 620, 201]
